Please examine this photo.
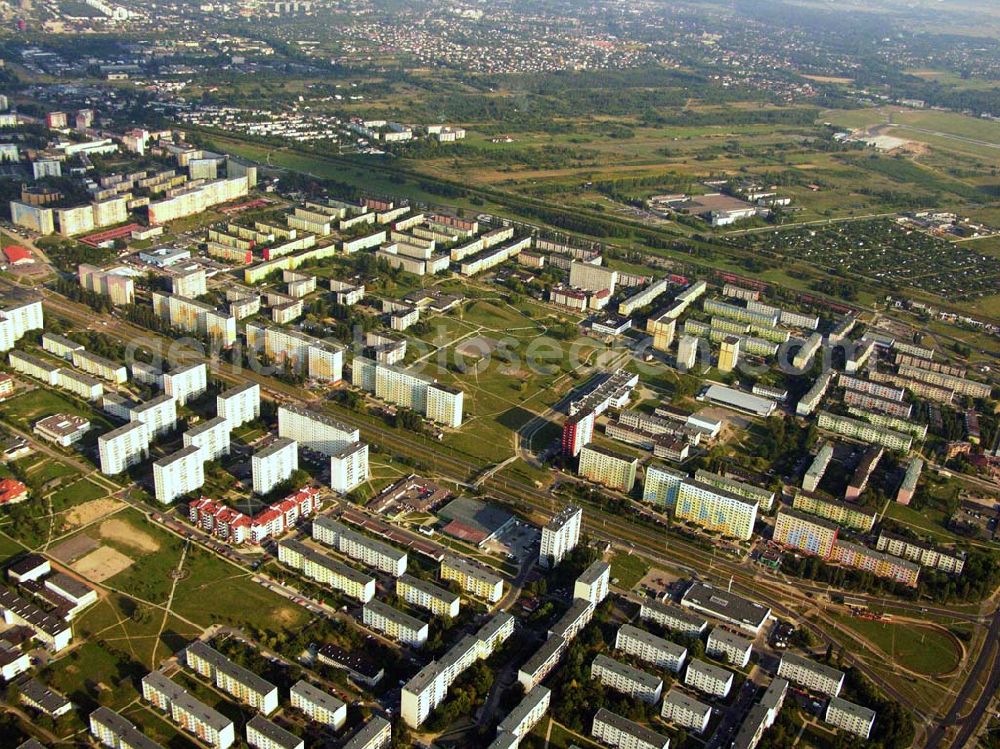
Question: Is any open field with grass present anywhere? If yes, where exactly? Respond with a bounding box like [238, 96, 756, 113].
[829, 613, 963, 676]
[609, 551, 651, 590]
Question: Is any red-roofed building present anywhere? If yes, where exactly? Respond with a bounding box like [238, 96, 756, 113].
[2, 246, 33, 265]
[442, 520, 488, 545]
[251, 507, 284, 544]
[0, 479, 28, 505]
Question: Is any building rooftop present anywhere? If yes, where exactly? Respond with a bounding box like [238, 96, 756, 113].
[398, 573, 459, 605]
[247, 715, 301, 749]
[520, 634, 566, 676]
[681, 581, 771, 631]
[827, 695, 876, 723]
[438, 497, 515, 544]
[154, 444, 202, 468]
[549, 598, 594, 639]
[342, 716, 390, 749]
[619, 623, 686, 658]
[544, 504, 582, 532]
[498, 685, 550, 734]
[687, 658, 733, 684]
[364, 599, 426, 633]
[314, 516, 406, 562]
[663, 686, 712, 716]
[708, 626, 754, 651]
[279, 540, 374, 587]
[593, 708, 670, 748]
[184, 415, 229, 438]
[254, 436, 296, 459]
[702, 384, 775, 417]
[577, 560, 610, 587]
[592, 653, 662, 690]
[780, 652, 845, 683]
[186, 641, 277, 697]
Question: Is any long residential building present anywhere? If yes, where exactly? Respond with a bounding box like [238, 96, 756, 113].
[351, 356, 464, 427]
[141, 671, 235, 749]
[342, 716, 391, 749]
[278, 538, 375, 601]
[792, 491, 877, 533]
[875, 531, 965, 575]
[777, 652, 843, 697]
[401, 613, 514, 727]
[673, 479, 759, 540]
[706, 627, 754, 668]
[497, 685, 550, 741]
[816, 411, 912, 452]
[639, 598, 708, 638]
[90, 707, 166, 749]
[591, 654, 663, 703]
[313, 515, 408, 576]
[615, 623, 686, 672]
[246, 715, 302, 749]
[278, 405, 358, 455]
[517, 634, 567, 692]
[363, 599, 428, 647]
[440, 555, 503, 602]
[591, 708, 670, 749]
[825, 696, 876, 739]
[396, 574, 460, 618]
[829, 539, 920, 588]
[184, 640, 279, 714]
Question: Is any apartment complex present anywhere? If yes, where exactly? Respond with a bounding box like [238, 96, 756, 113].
[816, 411, 912, 452]
[401, 613, 514, 727]
[639, 598, 708, 638]
[362, 599, 429, 647]
[875, 531, 965, 575]
[661, 688, 712, 734]
[278, 539, 375, 602]
[352, 356, 465, 427]
[706, 627, 754, 668]
[792, 491, 877, 533]
[153, 445, 205, 503]
[825, 696, 876, 739]
[396, 574, 461, 618]
[246, 715, 303, 749]
[777, 652, 844, 697]
[330, 441, 370, 494]
[277, 405, 358, 455]
[90, 707, 166, 749]
[217, 382, 261, 428]
[184, 641, 279, 714]
[540, 504, 582, 567]
[313, 515, 408, 576]
[591, 654, 663, 703]
[183, 416, 232, 461]
[591, 708, 670, 749]
[163, 362, 207, 405]
[245, 322, 344, 382]
[578, 444, 638, 492]
[682, 658, 733, 699]
[574, 560, 611, 605]
[252, 438, 298, 495]
[440, 555, 504, 602]
[615, 623, 687, 672]
[98, 421, 150, 475]
[772, 508, 839, 558]
[141, 671, 234, 749]
[673, 478, 759, 540]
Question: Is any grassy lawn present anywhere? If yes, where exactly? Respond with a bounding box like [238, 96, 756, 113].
[170, 545, 310, 632]
[883, 502, 964, 546]
[0, 531, 25, 564]
[609, 551, 651, 591]
[830, 613, 961, 675]
[42, 641, 143, 713]
[94, 510, 188, 604]
[48, 476, 109, 513]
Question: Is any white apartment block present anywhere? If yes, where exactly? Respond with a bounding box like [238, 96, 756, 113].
[278, 539, 375, 602]
[9, 350, 60, 385]
[130, 394, 177, 438]
[517, 634, 566, 692]
[549, 599, 595, 642]
[289, 679, 347, 731]
[98, 421, 150, 475]
[777, 653, 844, 697]
[706, 627, 754, 668]
[330, 441, 369, 493]
[497, 685, 550, 739]
[164, 363, 207, 405]
[578, 444, 638, 493]
[313, 515, 408, 576]
[252, 437, 298, 495]
[363, 599, 429, 647]
[217, 382, 260, 428]
[342, 716, 391, 749]
[90, 707, 166, 749]
[440, 555, 503, 602]
[42, 332, 83, 360]
[540, 504, 582, 568]
[639, 599, 708, 638]
[72, 350, 127, 384]
[153, 445, 205, 504]
[246, 715, 302, 749]
[141, 671, 234, 749]
[396, 573, 461, 618]
[574, 560, 611, 605]
[661, 688, 712, 734]
[426, 383, 464, 428]
[615, 624, 687, 673]
[825, 696, 876, 739]
[0, 297, 43, 352]
[591, 654, 663, 704]
[591, 708, 670, 749]
[185, 641, 279, 715]
[183, 416, 231, 461]
[278, 404, 358, 455]
[401, 614, 514, 727]
[684, 659, 734, 699]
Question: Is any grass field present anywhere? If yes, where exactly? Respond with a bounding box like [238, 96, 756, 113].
[830, 613, 962, 675]
[609, 551, 651, 591]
